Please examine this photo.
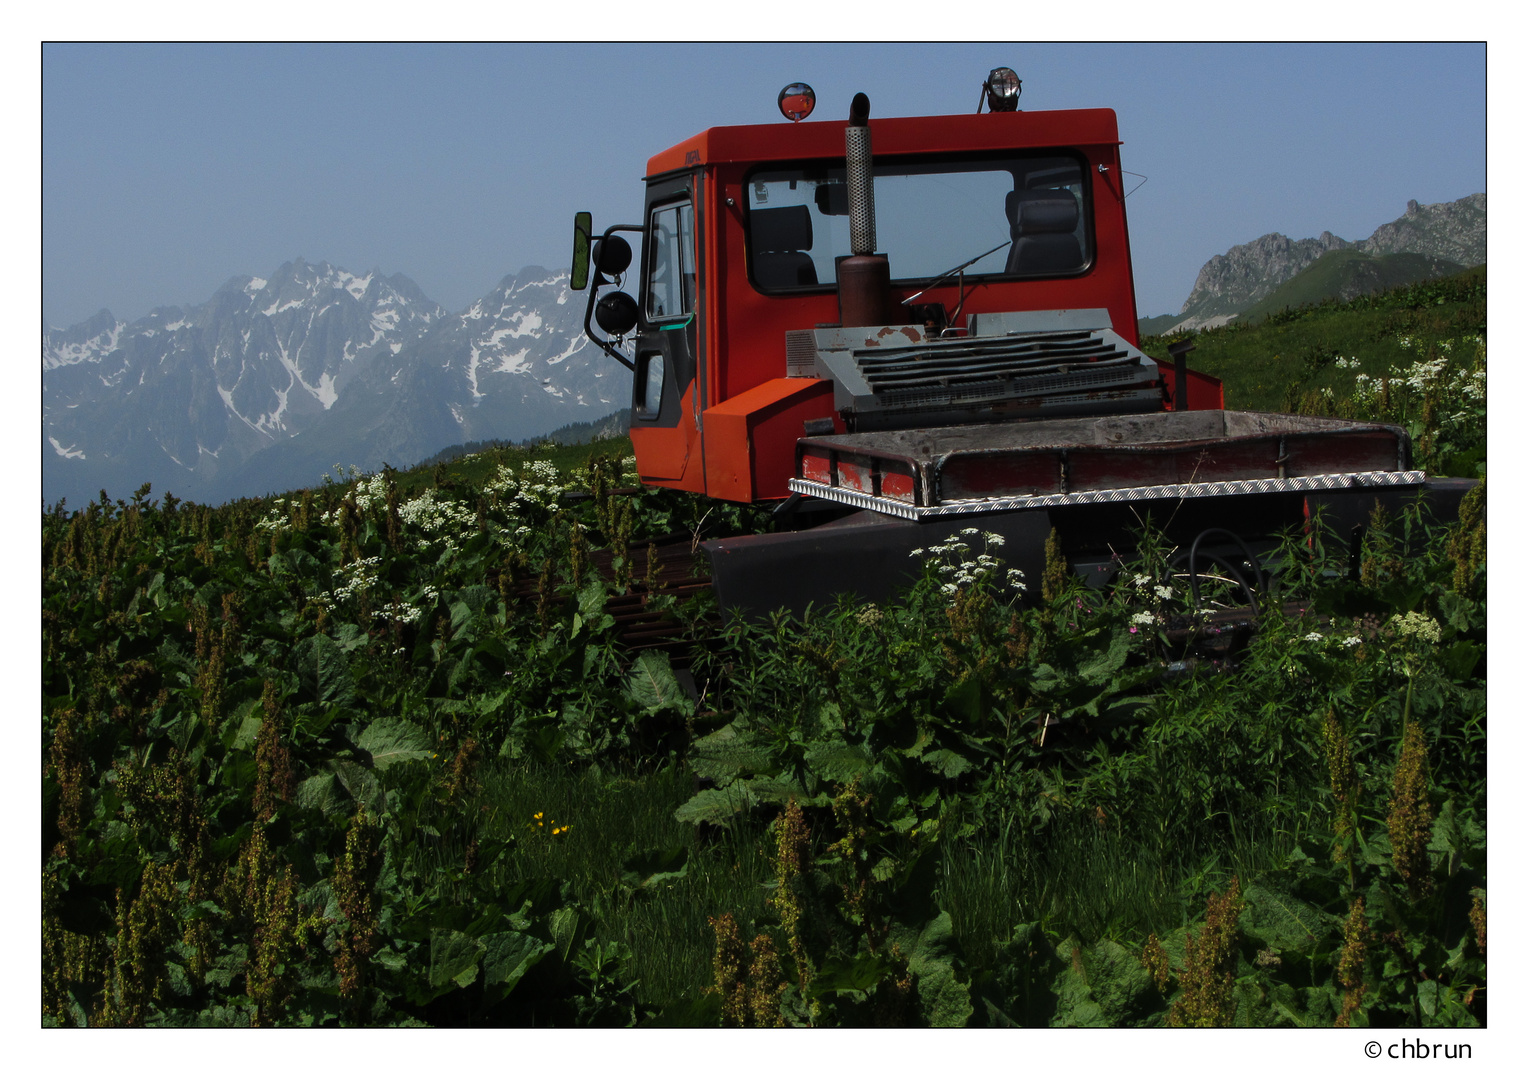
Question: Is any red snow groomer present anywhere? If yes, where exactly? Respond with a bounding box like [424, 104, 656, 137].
[570, 69, 1464, 619]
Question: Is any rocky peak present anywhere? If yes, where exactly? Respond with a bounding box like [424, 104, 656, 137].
[1171, 193, 1485, 330]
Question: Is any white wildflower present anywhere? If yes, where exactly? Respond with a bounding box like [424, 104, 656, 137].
[1389, 611, 1441, 644]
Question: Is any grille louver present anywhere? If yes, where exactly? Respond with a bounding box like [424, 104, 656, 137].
[805, 310, 1161, 429]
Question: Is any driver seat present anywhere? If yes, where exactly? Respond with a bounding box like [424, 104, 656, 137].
[1005, 189, 1082, 275]
[752, 205, 819, 287]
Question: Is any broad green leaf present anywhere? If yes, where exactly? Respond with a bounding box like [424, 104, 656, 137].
[804, 740, 872, 784]
[577, 580, 610, 621]
[331, 622, 369, 653]
[331, 759, 381, 810]
[674, 780, 756, 826]
[920, 748, 973, 779]
[481, 931, 553, 991]
[1241, 882, 1335, 953]
[295, 771, 344, 816]
[1076, 626, 1131, 684]
[356, 716, 434, 770]
[906, 912, 973, 1027]
[691, 723, 773, 782]
[810, 953, 894, 994]
[945, 675, 984, 724]
[228, 710, 263, 753]
[975, 923, 1060, 1028]
[548, 907, 585, 963]
[628, 650, 691, 715]
[1048, 937, 1149, 1027]
[746, 774, 820, 809]
[1267, 982, 1335, 1027]
[293, 633, 356, 710]
[1439, 640, 1483, 682]
[429, 928, 484, 989]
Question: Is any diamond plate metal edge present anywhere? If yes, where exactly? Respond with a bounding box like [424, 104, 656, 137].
[789, 471, 1428, 520]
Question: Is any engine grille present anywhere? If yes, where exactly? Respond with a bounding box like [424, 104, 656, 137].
[804, 311, 1161, 426]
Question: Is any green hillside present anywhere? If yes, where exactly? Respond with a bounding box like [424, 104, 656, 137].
[1239, 250, 1467, 323]
[1143, 266, 1485, 477]
[1137, 313, 1183, 337]
[1137, 251, 1470, 340]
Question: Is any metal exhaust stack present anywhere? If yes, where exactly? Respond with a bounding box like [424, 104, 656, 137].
[838, 93, 896, 328]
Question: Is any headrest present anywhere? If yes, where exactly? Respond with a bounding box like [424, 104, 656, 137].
[751, 204, 814, 252]
[1006, 189, 1080, 236]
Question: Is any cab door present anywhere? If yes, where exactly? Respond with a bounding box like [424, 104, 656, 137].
[630, 173, 708, 489]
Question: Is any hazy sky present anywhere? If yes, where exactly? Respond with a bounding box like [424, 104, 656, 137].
[42, 42, 1485, 328]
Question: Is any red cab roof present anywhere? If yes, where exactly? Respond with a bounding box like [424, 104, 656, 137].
[645, 108, 1121, 178]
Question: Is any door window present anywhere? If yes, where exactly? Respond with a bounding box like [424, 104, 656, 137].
[636, 353, 666, 419]
[646, 201, 697, 320]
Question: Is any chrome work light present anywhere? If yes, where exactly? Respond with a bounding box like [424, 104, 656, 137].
[982, 67, 1022, 112]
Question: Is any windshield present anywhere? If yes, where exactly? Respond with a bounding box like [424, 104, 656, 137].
[745, 153, 1090, 291]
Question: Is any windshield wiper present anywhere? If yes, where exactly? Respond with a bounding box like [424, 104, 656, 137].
[900, 240, 1012, 305]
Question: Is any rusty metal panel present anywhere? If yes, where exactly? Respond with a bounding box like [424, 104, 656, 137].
[792, 409, 1416, 518]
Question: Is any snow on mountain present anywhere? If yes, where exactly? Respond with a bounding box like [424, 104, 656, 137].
[215, 267, 615, 501]
[43, 258, 445, 506]
[43, 260, 622, 507]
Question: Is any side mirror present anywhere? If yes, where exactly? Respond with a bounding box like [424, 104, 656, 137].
[594, 292, 639, 336]
[570, 211, 593, 291]
[594, 234, 632, 277]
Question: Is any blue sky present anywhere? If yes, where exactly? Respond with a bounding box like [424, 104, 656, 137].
[42, 42, 1485, 328]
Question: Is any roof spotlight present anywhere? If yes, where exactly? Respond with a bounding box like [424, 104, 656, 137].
[778, 82, 816, 122]
[982, 67, 1022, 112]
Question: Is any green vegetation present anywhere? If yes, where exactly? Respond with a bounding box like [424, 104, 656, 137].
[1144, 267, 1486, 478]
[1137, 313, 1183, 338]
[412, 409, 631, 473]
[42, 451, 1485, 1026]
[1238, 251, 1467, 323]
[41, 270, 1485, 1027]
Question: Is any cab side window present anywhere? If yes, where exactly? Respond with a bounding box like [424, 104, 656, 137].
[647, 201, 696, 320]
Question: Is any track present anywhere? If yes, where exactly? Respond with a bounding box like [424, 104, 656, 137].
[502, 532, 719, 666]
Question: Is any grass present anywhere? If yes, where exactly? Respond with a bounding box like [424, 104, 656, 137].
[939, 797, 1311, 971]
[471, 759, 774, 1010]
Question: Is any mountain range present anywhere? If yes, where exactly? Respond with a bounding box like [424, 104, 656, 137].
[1151, 193, 1486, 333]
[43, 259, 617, 507]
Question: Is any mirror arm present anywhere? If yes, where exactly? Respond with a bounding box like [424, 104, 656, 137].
[580, 224, 644, 372]
[583, 277, 636, 372]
